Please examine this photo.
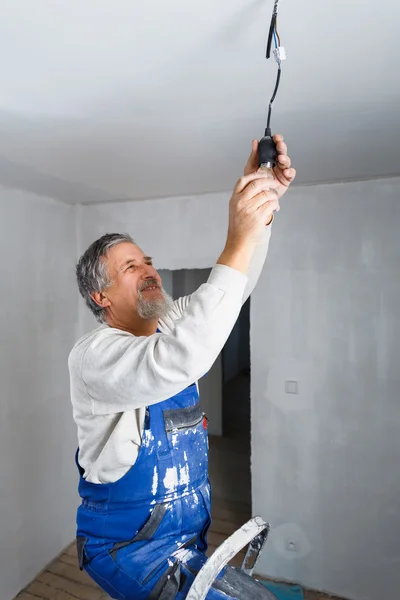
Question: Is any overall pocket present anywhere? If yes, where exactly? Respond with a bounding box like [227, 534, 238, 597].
[198, 482, 212, 551]
[109, 502, 168, 559]
[114, 533, 196, 587]
[76, 536, 88, 571]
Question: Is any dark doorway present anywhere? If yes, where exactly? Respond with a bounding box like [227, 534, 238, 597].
[159, 269, 252, 508]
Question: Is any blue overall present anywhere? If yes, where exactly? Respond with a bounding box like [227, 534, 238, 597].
[75, 381, 274, 599]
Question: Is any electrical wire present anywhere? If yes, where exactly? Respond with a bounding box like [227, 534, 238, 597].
[266, 15, 276, 59]
[273, 0, 281, 21]
[258, 0, 284, 168]
[265, 1, 283, 135]
[275, 19, 281, 46]
[266, 67, 281, 135]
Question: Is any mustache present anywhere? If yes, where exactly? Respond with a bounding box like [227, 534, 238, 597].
[139, 279, 161, 292]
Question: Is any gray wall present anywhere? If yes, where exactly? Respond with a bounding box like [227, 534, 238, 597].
[157, 269, 173, 298]
[79, 178, 400, 600]
[251, 179, 400, 600]
[0, 190, 79, 600]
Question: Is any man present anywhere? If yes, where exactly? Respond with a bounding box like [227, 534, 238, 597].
[69, 136, 295, 599]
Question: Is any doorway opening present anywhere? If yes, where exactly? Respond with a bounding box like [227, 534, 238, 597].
[159, 268, 252, 513]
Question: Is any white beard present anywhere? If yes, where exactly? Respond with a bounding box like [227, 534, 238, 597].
[136, 287, 174, 320]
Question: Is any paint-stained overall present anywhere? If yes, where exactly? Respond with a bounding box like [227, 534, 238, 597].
[75, 381, 274, 599]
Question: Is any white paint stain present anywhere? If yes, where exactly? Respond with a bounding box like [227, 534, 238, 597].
[173, 547, 197, 563]
[163, 467, 178, 493]
[142, 429, 154, 447]
[179, 463, 190, 487]
[152, 466, 158, 495]
[171, 433, 179, 447]
[184, 451, 188, 461]
[182, 549, 197, 561]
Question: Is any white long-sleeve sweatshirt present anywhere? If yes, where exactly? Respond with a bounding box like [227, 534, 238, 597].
[69, 227, 272, 483]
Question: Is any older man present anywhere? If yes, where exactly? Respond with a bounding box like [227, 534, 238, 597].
[69, 136, 295, 599]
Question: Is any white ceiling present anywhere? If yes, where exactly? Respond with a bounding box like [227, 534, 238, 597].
[0, 0, 399, 204]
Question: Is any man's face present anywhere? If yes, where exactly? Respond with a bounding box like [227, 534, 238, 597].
[101, 242, 170, 321]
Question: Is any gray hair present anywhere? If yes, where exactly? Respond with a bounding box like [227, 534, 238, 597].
[76, 233, 135, 323]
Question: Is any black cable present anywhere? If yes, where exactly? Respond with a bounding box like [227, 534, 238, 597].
[266, 66, 281, 136]
[270, 64, 281, 106]
[266, 0, 280, 58]
[265, 0, 283, 135]
[266, 14, 276, 59]
[258, 0, 283, 167]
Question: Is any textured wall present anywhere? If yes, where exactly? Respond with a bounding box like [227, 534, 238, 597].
[0, 189, 79, 600]
[251, 178, 400, 600]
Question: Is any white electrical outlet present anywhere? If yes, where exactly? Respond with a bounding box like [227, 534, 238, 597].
[286, 539, 299, 552]
[285, 380, 299, 395]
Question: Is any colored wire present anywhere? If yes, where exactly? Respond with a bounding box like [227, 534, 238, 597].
[275, 18, 281, 46]
[266, 1, 281, 57]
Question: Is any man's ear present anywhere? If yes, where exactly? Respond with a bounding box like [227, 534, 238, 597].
[91, 291, 111, 309]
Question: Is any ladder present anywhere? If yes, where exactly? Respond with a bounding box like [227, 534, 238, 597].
[186, 516, 276, 600]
